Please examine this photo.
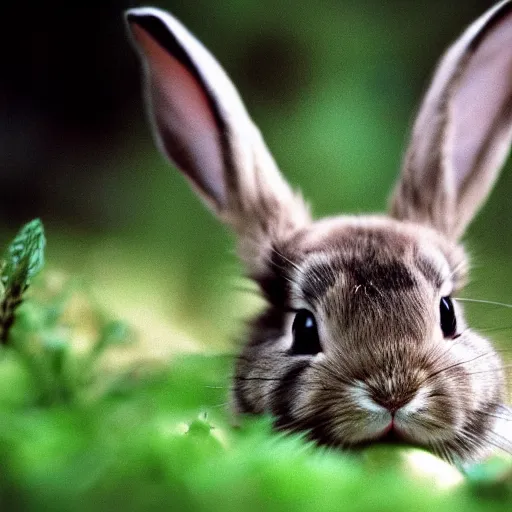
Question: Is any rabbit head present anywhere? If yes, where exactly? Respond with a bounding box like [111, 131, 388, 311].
[125, 1, 512, 464]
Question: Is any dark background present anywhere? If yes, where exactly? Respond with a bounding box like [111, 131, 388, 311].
[0, 0, 510, 354]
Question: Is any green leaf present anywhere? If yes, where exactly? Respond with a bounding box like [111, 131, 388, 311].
[1, 218, 46, 289]
[0, 219, 46, 344]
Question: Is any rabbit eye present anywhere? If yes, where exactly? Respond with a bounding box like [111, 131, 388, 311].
[290, 310, 322, 355]
[440, 296, 457, 338]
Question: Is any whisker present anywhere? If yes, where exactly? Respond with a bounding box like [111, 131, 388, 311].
[460, 427, 512, 455]
[425, 334, 466, 371]
[430, 442, 446, 463]
[456, 298, 512, 309]
[232, 284, 262, 297]
[483, 436, 512, 456]
[270, 247, 304, 275]
[465, 365, 512, 376]
[484, 424, 512, 439]
[207, 402, 231, 409]
[437, 443, 456, 465]
[206, 352, 240, 359]
[425, 351, 497, 381]
[235, 354, 253, 362]
[475, 411, 512, 422]
[477, 325, 512, 334]
[492, 404, 512, 416]
[234, 376, 283, 382]
[484, 428, 512, 451]
[456, 430, 486, 452]
[268, 249, 308, 286]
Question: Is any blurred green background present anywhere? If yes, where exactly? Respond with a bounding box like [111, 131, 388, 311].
[0, 1, 512, 510]
[0, 0, 511, 364]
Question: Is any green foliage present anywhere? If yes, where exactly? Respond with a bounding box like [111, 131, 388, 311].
[0, 219, 136, 406]
[0, 219, 509, 510]
[0, 350, 511, 512]
[0, 219, 46, 343]
[1, 218, 45, 287]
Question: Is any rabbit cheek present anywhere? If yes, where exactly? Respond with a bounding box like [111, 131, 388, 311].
[460, 335, 506, 408]
[270, 360, 312, 429]
[231, 356, 282, 415]
[449, 402, 504, 461]
[232, 346, 313, 418]
[402, 381, 466, 445]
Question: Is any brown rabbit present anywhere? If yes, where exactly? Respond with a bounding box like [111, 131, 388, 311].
[125, 1, 512, 464]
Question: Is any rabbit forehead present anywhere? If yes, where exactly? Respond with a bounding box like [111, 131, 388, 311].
[287, 216, 462, 308]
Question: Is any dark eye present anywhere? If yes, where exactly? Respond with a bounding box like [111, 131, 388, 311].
[290, 309, 322, 355]
[440, 296, 457, 338]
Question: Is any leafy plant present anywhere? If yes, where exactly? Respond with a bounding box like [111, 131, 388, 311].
[0, 220, 133, 406]
[0, 219, 45, 343]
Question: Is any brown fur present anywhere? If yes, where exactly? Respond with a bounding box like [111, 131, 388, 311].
[234, 218, 503, 462]
[126, 2, 512, 464]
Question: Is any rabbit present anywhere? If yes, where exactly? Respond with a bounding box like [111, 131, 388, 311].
[125, 0, 512, 465]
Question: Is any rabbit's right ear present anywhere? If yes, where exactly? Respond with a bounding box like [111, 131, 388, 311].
[391, 0, 512, 240]
[125, 8, 310, 273]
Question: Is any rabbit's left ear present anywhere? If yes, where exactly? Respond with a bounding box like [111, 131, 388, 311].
[391, 0, 512, 240]
[125, 8, 310, 274]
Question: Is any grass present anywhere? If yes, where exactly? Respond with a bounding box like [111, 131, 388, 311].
[0, 221, 511, 512]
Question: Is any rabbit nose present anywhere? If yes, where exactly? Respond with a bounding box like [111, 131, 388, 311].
[372, 394, 413, 414]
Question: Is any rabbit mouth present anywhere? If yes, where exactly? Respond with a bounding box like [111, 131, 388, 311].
[341, 419, 432, 452]
[351, 428, 428, 452]
[376, 419, 424, 445]
[298, 415, 432, 453]
[375, 427, 414, 445]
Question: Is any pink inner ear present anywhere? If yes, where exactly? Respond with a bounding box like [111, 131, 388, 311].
[451, 13, 512, 188]
[131, 24, 227, 206]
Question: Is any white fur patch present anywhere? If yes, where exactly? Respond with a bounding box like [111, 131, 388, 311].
[350, 381, 388, 415]
[399, 386, 429, 416]
[346, 382, 392, 441]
